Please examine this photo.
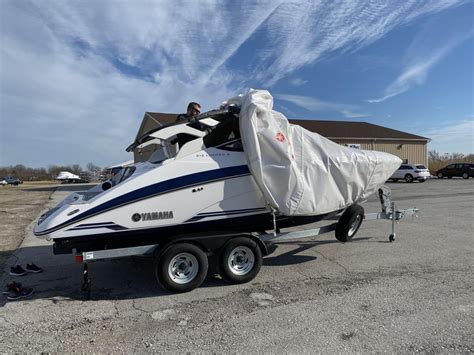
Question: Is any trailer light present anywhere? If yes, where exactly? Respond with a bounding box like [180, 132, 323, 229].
[75, 255, 83, 264]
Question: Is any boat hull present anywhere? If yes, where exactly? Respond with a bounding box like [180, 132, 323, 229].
[52, 210, 338, 254]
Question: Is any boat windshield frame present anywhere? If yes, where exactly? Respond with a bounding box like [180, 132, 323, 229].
[126, 108, 238, 153]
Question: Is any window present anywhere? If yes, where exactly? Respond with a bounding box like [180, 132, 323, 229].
[456, 164, 463, 169]
[216, 139, 243, 152]
[446, 164, 455, 169]
[203, 116, 240, 148]
[111, 166, 136, 185]
[416, 165, 427, 169]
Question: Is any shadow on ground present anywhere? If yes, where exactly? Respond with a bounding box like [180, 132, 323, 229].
[1, 236, 371, 305]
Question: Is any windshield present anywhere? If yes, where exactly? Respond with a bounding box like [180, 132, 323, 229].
[148, 141, 178, 164]
[111, 166, 136, 185]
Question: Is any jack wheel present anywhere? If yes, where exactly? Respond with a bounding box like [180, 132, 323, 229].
[389, 234, 396, 242]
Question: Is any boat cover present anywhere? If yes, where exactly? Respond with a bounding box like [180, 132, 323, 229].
[224, 90, 402, 216]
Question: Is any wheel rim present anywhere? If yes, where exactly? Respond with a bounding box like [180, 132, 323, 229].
[168, 252, 199, 284]
[227, 246, 255, 276]
[348, 214, 362, 237]
[438, 173, 443, 178]
[463, 173, 468, 178]
[406, 175, 413, 182]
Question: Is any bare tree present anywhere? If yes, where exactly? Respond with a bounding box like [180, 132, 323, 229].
[71, 164, 82, 174]
[86, 162, 102, 181]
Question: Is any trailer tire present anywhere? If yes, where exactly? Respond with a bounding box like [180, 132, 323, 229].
[219, 237, 262, 284]
[335, 204, 364, 243]
[155, 243, 208, 293]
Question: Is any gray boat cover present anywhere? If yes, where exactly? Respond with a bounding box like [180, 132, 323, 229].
[224, 90, 402, 216]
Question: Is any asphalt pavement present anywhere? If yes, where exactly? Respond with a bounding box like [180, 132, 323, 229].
[0, 178, 473, 352]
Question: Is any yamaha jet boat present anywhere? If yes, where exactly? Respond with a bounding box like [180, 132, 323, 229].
[34, 109, 335, 254]
[33, 90, 403, 292]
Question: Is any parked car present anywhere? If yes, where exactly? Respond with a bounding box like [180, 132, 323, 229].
[436, 163, 474, 179]
[389, 164, 430, 183]
[2, 176, 22, 185]
[3, 176, 23, 186]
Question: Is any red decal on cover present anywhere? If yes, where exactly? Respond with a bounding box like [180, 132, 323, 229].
[276, 132, 285, 142]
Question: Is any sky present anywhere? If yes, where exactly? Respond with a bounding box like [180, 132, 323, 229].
[1, 0, 473, 168]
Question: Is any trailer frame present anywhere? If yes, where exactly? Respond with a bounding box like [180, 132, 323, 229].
[75, 185, 418, 298]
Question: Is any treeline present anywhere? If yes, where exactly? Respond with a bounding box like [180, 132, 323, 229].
[0, 163, 103, 181]
[2, 152, 472, 181]
[428, 151, 473, 173]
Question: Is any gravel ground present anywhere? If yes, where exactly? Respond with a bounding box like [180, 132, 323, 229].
[0, 183, 55, 270]
[0, 179, 473, 352]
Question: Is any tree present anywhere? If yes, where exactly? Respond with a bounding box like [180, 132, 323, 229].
[86, 162, 102, 181]
[86, 162, 101, 173]
[71, 164, 82, 174]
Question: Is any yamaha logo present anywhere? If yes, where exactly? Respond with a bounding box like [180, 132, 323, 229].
[132, 211, 174, 222]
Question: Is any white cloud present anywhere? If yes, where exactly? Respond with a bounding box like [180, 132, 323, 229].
[276, 94, 368, 119]
[422, 120, 474, 153]
[256, 0, 464, 86]
[0, 0, 464, 167]
[368, 8, 473, 103]
[368, 35, 472, 103]
[289, 78, 308, 86]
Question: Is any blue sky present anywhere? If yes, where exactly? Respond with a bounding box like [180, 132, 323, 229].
[1, 0, 473, 168]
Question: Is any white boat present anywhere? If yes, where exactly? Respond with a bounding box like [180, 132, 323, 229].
[56, 171, 82, 183]
[34, 90, 403, 292]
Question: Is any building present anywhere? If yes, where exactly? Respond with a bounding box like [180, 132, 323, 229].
[132, 112, 430, 166]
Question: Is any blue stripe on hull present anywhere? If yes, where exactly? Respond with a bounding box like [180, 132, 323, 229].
[67, 222, 128, 231]
[187, 207, 267, 222]
[37, 165, 251, 236]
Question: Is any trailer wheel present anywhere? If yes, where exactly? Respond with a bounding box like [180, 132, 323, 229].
[335, 204, 364, 243]
[155, 243, 208, 293]
[219, 237, 262, 284]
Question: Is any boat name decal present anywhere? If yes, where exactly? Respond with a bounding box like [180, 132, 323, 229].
[132, 211, 174, 222]
[195, 153, 230, 157]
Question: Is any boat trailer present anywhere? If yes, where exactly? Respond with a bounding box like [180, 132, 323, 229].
[75, 185, 418, 298]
